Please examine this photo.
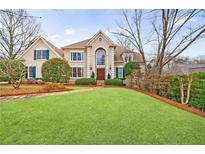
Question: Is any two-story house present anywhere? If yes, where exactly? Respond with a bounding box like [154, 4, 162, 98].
[18, 30, 143, 83]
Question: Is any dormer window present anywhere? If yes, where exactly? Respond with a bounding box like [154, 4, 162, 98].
[124, 54, 132, 63]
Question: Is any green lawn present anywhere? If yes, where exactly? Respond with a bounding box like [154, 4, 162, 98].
[0, 88, 205, 144]
[66, 85, 89, 90]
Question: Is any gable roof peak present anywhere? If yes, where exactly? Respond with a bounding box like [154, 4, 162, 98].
[86, 30, 115, 46]
[17, 36, 63, 59]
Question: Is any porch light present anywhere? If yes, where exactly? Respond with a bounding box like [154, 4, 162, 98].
[90, 65, 92, 70]
[109, 65, 112, 70]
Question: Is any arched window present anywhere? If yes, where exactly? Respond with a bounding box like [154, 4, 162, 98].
[96, 49, 105, 65]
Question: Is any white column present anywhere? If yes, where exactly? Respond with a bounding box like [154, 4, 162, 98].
[27, 66, 30, 79]
[111, 47, 115, 79]
[86, 47, 91, 78]
[92, 52, 95, 75]
[106, 52, 109, 79]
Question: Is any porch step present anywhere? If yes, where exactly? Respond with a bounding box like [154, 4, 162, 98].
[97, 80, 105, 86]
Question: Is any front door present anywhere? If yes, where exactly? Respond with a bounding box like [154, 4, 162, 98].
[97, 68, 105, 80]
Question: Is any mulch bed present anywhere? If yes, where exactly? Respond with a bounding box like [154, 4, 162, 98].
[0, 88, 70, 97]
[130, 88, 205, 118]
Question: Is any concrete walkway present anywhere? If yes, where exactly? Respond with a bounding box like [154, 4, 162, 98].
[0, 87, 99, 102]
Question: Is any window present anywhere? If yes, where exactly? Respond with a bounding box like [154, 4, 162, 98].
[71, 52, 84, 61]
[25, 66, 28, 79]
[96, 49, 105, 65]
[129, 55, 132, 61]
[124, 55, 132, 63]
[27, 66, 36, 78]
[116, 67, 124, 78]
[72, 67, 84, 77]
[35, 50, 49, 60]
[29, 66, 33, 78]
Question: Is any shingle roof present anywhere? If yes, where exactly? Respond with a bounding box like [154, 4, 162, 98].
[63, 39, 143, 62]
[114, 45, 143, 62]
[62, 39, 91, 49]
[43, 38, 64, 57]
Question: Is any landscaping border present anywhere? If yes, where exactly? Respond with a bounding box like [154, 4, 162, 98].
[0, 89, 70, 97]
[130, 88, 205, 118]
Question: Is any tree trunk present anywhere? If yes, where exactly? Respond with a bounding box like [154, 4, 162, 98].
[11, 80, 21, 89]
[185, 75, 193, 104]
[179, 78, 184, 104]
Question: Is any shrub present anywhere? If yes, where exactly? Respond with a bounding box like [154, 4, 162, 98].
[75, 78, 96, 85]
[107, 73, 111, 79]
[160, 72, 205, 111]
[42, 58, 71, 83]
[105, 79, 123, 86]
[90, 71, 95, 78]
[189, 73, 205, 111]
[43, 82, 66, 91]
[0, 76, 9, 82]
[124, 61, 141, 87]
[124, 61, 140, 76]
[0, 59, 25, 88]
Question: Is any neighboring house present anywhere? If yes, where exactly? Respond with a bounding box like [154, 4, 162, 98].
[165, 64, 205, 75]
[18, 30, 143, 82]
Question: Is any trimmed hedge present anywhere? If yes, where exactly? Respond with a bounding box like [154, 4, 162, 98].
[75, 78, 96, 85]
[189, 73, 205, 110]
[42, 58, 71, 83]
[124, 61, 140, 76]
[105, 79, 123, 86]
[160, 72, 205, 111]
[0, 76, 9, 82]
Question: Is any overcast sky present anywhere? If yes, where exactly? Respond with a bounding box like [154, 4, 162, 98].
[27, 9, 205, 58]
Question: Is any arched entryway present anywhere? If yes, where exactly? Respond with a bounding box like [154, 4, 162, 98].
[96, 48, 106, 80]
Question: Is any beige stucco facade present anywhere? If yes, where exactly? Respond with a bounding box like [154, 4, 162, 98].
[18, 38, 62, 78]
[18, 31, 143, 81]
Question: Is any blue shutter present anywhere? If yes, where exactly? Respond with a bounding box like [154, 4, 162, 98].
[43, 50, 46, 59]
[116, 67, 118, 78]
[34, 50, 36, 60]
[46, 50, 49, 60]
[123, 67, 125, 78]
[32, 66, 36, 78]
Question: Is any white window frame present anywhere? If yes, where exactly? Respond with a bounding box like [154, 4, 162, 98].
[117, 67, 124, 78]
[71, 67, 84, 78]
[71, 52, 84, 62]
[36, 50, 48, 60]
[96, 49, 106, 65]
[124, 54, 133, 63]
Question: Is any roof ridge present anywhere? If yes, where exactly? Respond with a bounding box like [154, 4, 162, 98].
[62, 38, 91, 48]
[40, 37, 63, 57]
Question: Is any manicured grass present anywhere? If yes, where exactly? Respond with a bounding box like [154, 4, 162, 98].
[0, 88, 205, 144]
[66, 86, 89, 90]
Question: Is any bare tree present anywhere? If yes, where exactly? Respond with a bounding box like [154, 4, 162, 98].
[178, 74, 194, 104]
[0, 9, 41, 59]
[116, 35, 132, 50]
[115, 10, 205, 77]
